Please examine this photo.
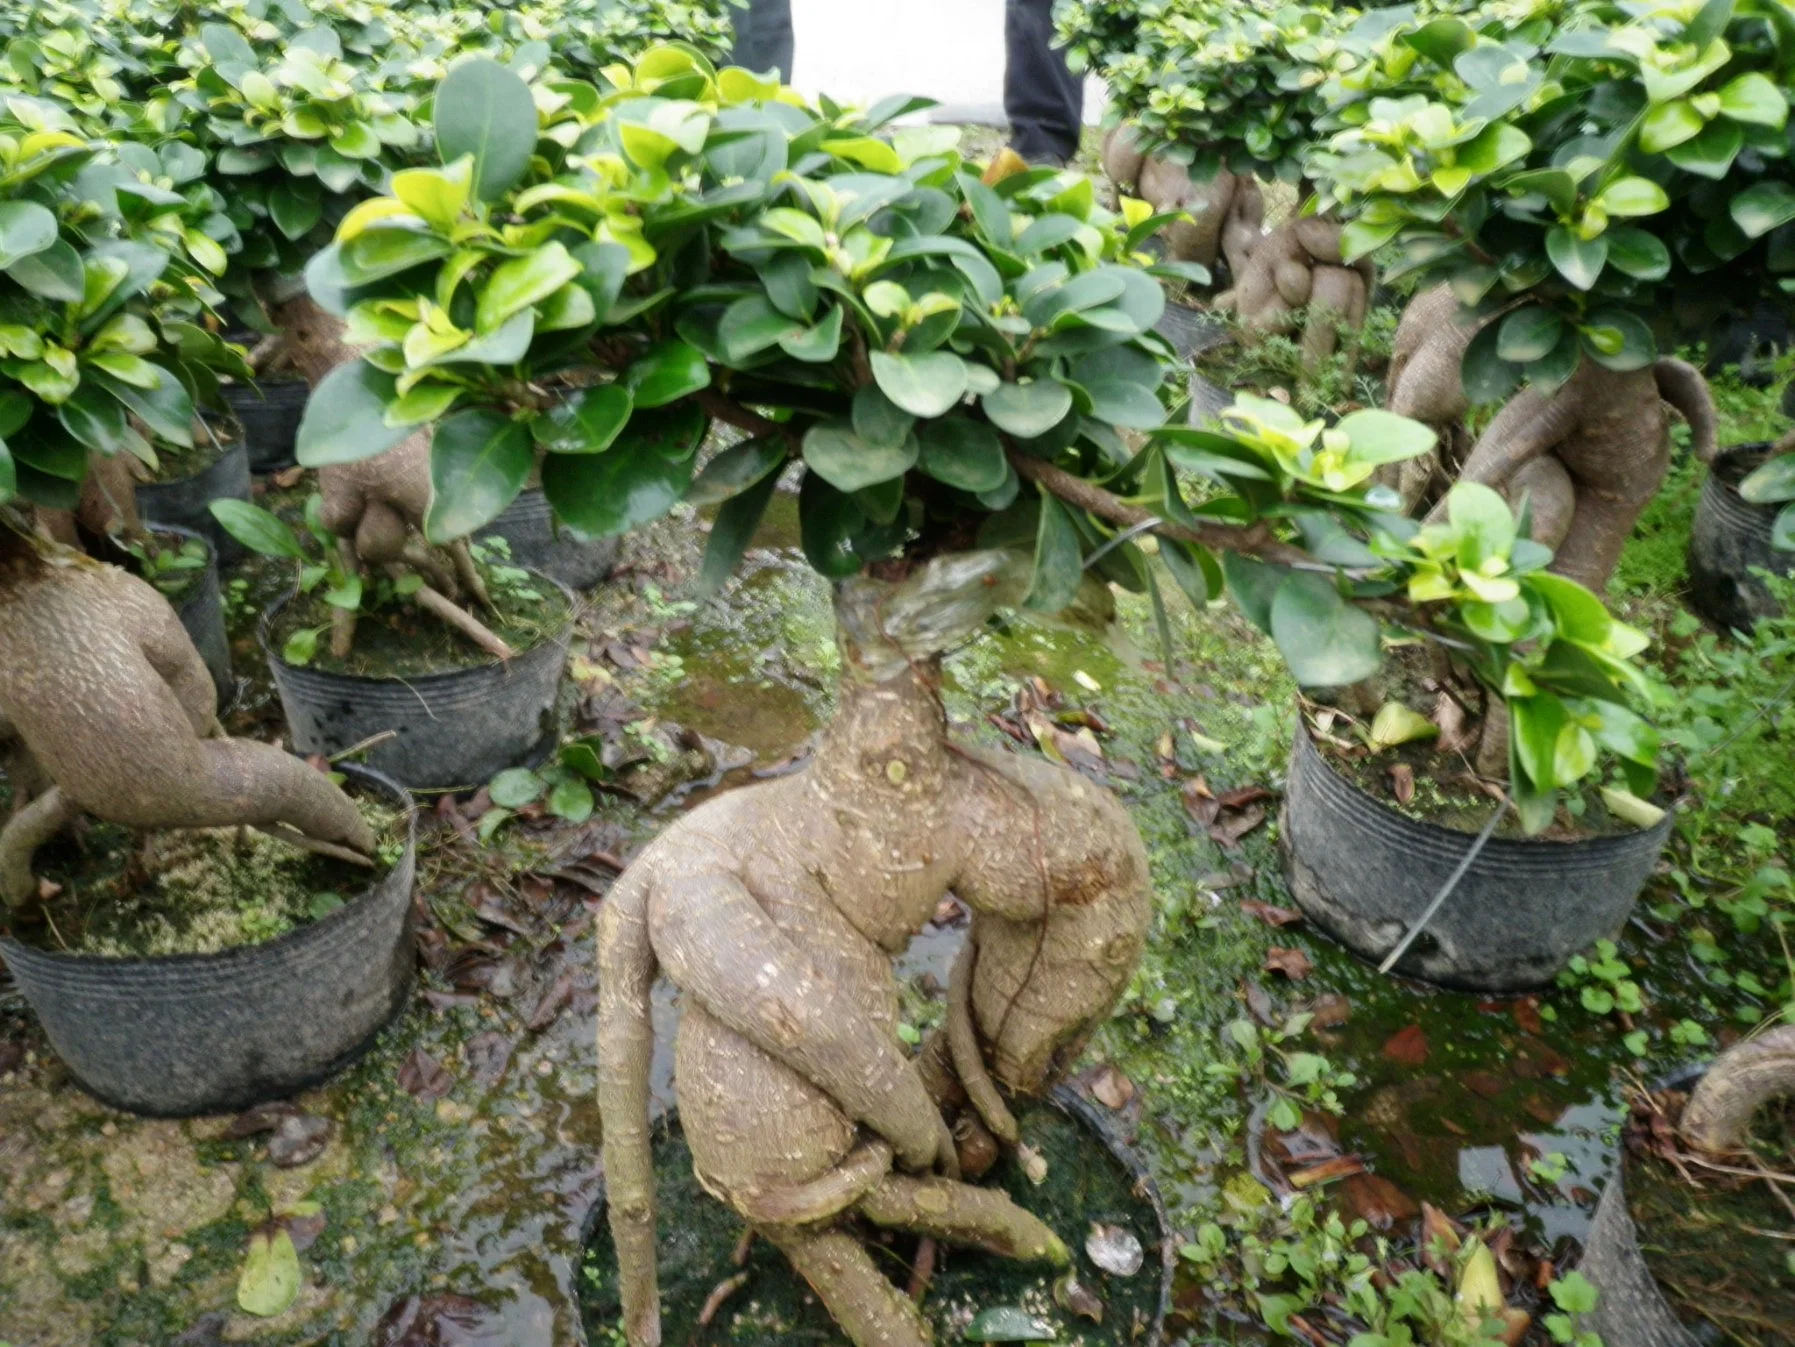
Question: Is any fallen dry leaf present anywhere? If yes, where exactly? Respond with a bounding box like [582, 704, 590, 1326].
[1419, 1203, 1463, 1274]
[1216, 784, 1276, 810]
[1263, 947, 1314, 981]
[1381, 1024, 1429, 1067]
[222, 1101, 300, 1140]
[1085, 1223, 1144, 1277]
[1088, 1064, 1136, 1111]
[1209, 804, 1266, 849]
[1286, 1155, 1366, 1189]
[1389, 762, 1415, 805]
[1337, 1173, 1420, 1230]
[397, 1048, 452, 1102]
[1240, 900, 1303, 928]
[464, 1032, 513, 1088]
[1512, 998, 1544, 1035]
[1433, 692, 1472, 753]
[1308, 993, 1351, 1028]
[1018, 1142, 1049, 1186]
[267, 1113, 331, 1168]
[1463, 1070, 1506, 1100]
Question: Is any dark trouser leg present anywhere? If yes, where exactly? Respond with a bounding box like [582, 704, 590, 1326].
[1004, 0, 1083, 165]
[725, 0, 795, 82]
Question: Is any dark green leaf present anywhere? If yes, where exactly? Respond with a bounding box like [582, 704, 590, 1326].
[1732, 181, 1795, 239]
[699, 461, 781, 593]
[853, 385, 915, 448]
[1024, 490, 1083, 612]
[1545, 226, 1606, 290]
[626, 340, 710, 408]
[87, 365, 192, 447]
[798, 470, 866, 578]
[1496, 306, 1562, 362]
[56, 383, 127, 455]
[1461, 322, 1522, 405]
[0, 201, 58, 269]
[210, 499, 306, 559]
[426, 409, 533, 541]
[268, 179, 322, 241]
[1269, 573, 1382, 688]
[1161, 538, 1220, 609]
[870, 350, 968, 418]
[7, 239, 85, 302]
[983, 379, 1073, 438]
[297, 362, 408, 466]
[687, 436, 787, 506]
[718, 293, 802, 362]
[918, 417, 1007, 492]
[435, 59, 539, 201]
[802, 420, 918, 492]
[541, 404, 703, 536]
[1222, 552, 1290, 634]
[532, 385, 632, 454]
[963, 1306, 1058, 1342]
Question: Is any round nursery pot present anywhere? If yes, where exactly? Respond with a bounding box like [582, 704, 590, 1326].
[1154, 301, 1228, 363]
[222, 377, 309, 473]
[579, 1084, 1175, 1347]
[1688, 443, 1794, 633]
[154, 525, 232, 704]
[0, 764, 417, 1117]
[261, 572, 574, 792]
[475, 487, 620, 590]
[1282, 726, 1674, 991]
[135, 435, 252, 563]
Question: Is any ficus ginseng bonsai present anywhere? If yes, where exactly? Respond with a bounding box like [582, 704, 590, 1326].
[297, 42, 1666, 1345]
[0, 103, 375, 907]
[1308, 0, 1795, 591]
[1061, 0, 1380, 366]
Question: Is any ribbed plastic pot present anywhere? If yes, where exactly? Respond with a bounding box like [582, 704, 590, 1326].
[261, 572, 574, 791]
[1282, 726, 1673, 991]
[136, 438, 252, 564]
[1153, 302, 1228, 363]
[222, 378, 309, 473]
[155, 525, 232, 704]
[0, 764, 416, 1118]
[1688, 444, 1793, 633]
[476, 488, 620, 590]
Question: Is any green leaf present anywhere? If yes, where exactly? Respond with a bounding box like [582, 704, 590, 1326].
[1024, 490, 1083, 612]
[778, 304, 844, 362]
[532, 385, 632, 455]
[489, 767, 546, 807]
[798, 470, 866, 578]
[1604, 227, 1671, 280]
[1732, 181, 1795, 238]
[983, 380, 1073, 438]
[237, 1230, 300, 1319]
[297, 362, 409, 466]
[963, 1306, 1058, 1342]
[56, 383, 128, 455]
[718, 293, 802, 362]
[209, 499, 305, 559]
[88, 365, 192, 447]
[1161, 538, 1220, 609]
[1666, 118, 1743, 178]
[688, 436, 787, 505]
[7, 239, 85, 302]
[699, 463, 781, 594]
[0, 201, 58, 269]
[1718, 71, 1787, 126]
[918, 417, 1007, 492]
[1640, 99, 1706, 153]
[1740, 453, 1795, 504]
[1269, 573, 1382, 688]
[268, 179, 322, 241]
[559, 738, 612, 784]
[547, 776, 594, 823]
[1369, 701, 1440, 748]
[626, 340, 710, 408]
[802, 420, 918, 492]
[1580, 307, 1656, 371]
[476, 242, 582, 334]
[341, 227, 453, 285]
[427, 409, 533, 541]
[541, 404, 703, 536]
[1333, 408, 1436, 464]
[1461, 323, 1522, 406]
[434, 58, 539, 201]
[870, 350, 968, 418]
[1496, 306, 1563, 362]
[0, 441, 14, 502]
[1594, 177, 1668, 218]
[1068, 347, 1165, 428]
[1545, 227, 1607, 290]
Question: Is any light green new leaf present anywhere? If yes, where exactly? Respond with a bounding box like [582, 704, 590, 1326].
[237, 1230, 300, 1318]
[476, 242, 581, 334]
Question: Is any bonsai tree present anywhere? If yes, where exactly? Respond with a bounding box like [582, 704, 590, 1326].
[1062, 0, 1378, 366]
[0, 98, 374, 906]
[1309, 0, 1788, 588]
[304, 42, 1661, 1346]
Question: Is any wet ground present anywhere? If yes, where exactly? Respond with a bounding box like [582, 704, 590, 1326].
[2, 416, 1789, 1342]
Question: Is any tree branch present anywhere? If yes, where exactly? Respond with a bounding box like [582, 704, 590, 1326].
[694, 389, 801, 448]
[1005, 449, 1314, 567]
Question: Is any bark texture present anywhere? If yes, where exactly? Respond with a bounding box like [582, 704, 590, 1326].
[597, 555, 1151, 1347]
[1376, 285, 1494, 512]
[1680, 1024, 1795, 1154]
[1214, 216, 1374, 372]
[0, 539, 374, 904]
[1427, 358, 1720, 592]
[1102, 125, 1263, 273]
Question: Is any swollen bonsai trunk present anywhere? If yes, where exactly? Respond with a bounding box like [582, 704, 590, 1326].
[1215, 211, 1375, 373]
[598, 553, 1152, 1347]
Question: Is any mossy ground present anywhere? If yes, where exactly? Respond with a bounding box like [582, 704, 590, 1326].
[15, 789, 407, 958]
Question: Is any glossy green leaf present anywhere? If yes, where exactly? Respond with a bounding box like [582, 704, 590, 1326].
[1666, 118, 1743, 178]
[268, 179, 323, 241]
[1496, 306, 1563, 362]
[698, 457, 782, 594]
[983, 379, 1073, 438]
[541, 404, 703, 536]
[1334, 408, 1436, 464]
[1717, 71, 1787, 126]
[798, 470, 866, 578]
[1640, 98, 1706, 153]
[1740, 453, 1795, 504]
[1593, 177, 1668, 218]
[0, 201, 58, 268]
[532, 385, 632, 454]
[434, 58, 539, 201]
[1024, 490, 1083, 612]
[718, 293, 802, 362]
[56, 383, 128, 456]
[1067, 346, 1165, 429]
[1581, 308, 1655, 371]
[626, 340, 710, 408]
[477, 242, 582, 333]
[88, 365, 192, 447]
[1545, 227, 1606, 290]
[802, 420, 918, 492]
[210, 499, 306, 559]
[7, 239, 85, 303]
[426, 409, 533, 541]
[688, 436, 787, 506]
[297, 362, 409, 466]
[853, 385, 915, 448]
[1604, 227, 1671, 280]
[1269, 573, 1382, 688]
[1732, 181, 1795, 239]
[918, 417, 1007, 492]
[870, 349, 968, 418]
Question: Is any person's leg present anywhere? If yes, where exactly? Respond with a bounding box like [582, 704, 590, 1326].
[1004, 0, 1083, 165]
[725, 0, 795, 82]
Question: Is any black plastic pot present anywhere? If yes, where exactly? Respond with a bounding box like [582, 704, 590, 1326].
[1688, 444, 1794, 633]
[0, 764, 416, 1117]
[476, 488, 620, 590]
[135, 437, 252, 564]
[222, 377, 309, 473]
[155, 525, 232, 705]
[1282, 726, 1674, 991]
[261, 572, 574, 791]
[1154, 302, 1228, 363]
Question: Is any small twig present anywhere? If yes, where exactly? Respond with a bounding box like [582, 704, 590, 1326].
[694, 389, 799, 448]
[729, 1228, 755, 1268]
[403, 576, 515, 660]
[253, 823, 376, 868]
[1378, 797, 1509, 974]
[694, 1272, 749, 1329]
[1082, 516, 1164, 570]
[326, 730, 398, 763]
[1685, 1153, 1795, 1188]
[907, 1236, 938, 1302]
[42, 906, 70, 952]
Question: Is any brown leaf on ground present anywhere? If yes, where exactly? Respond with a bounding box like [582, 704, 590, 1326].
[1522, 1094, 1563, 1126]
[464, 1032, 513, 1088]
[1243, 978, 1277, 1026]
[1181, 779, 1220, 827]
[267, 1113, 331, 1168]
[280, 1208, 327, 1252]
[1433, 693, 1473, 753]
[1088, 1064, 1136, 1111]
[1389, 763, 1414, 805]
[1513, 1042, 1572, 1078]
[1263, 946, 1313, 980]
[932, 896, 967, 927]
[1216, 784, 1276, 810]
[222, 1101, 300, 1139]
[1308, 993, 1352, 1028]
[1463, 1070, 1507, 1099]
[1512, 998, 1544, 1035]
[1287, 1155, 1366, 1189]
[1337, 1173, 1420, 1230]
[1266, 1112, 1342, 1167]
[1240, 900, 1303, 928]
[272, 466, 305, 490]
[1381, 1024, 1429, 1066]
[1499, 1309, 1531, 1347]
[1209, 804, 1266, 849]
[398, 1048, 452, 1102]
[1419, 1203, 1463, 1274]
[526, 968, 575, 1031]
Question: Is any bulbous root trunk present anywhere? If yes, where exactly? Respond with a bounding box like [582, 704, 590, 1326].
[1102, 125, 1262, 273]
[1376, 285, 1494, 512]
[0, 549, 375, 906]
[1214, 218, 1373, 373]
[1681, 1024, 1795, 1154]
[597, 563, 1151, 1347]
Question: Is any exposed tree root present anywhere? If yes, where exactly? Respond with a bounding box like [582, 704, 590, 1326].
[1683, 1025, 1795, 1154]
[597, 555, 1151, 1347]
[0, 540, 374, 906]
[1213, 216, 1374, 373]
[1102, 125, 1263, 274]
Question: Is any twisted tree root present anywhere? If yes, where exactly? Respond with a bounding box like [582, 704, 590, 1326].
[1682, 1025, 1795, 1154]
